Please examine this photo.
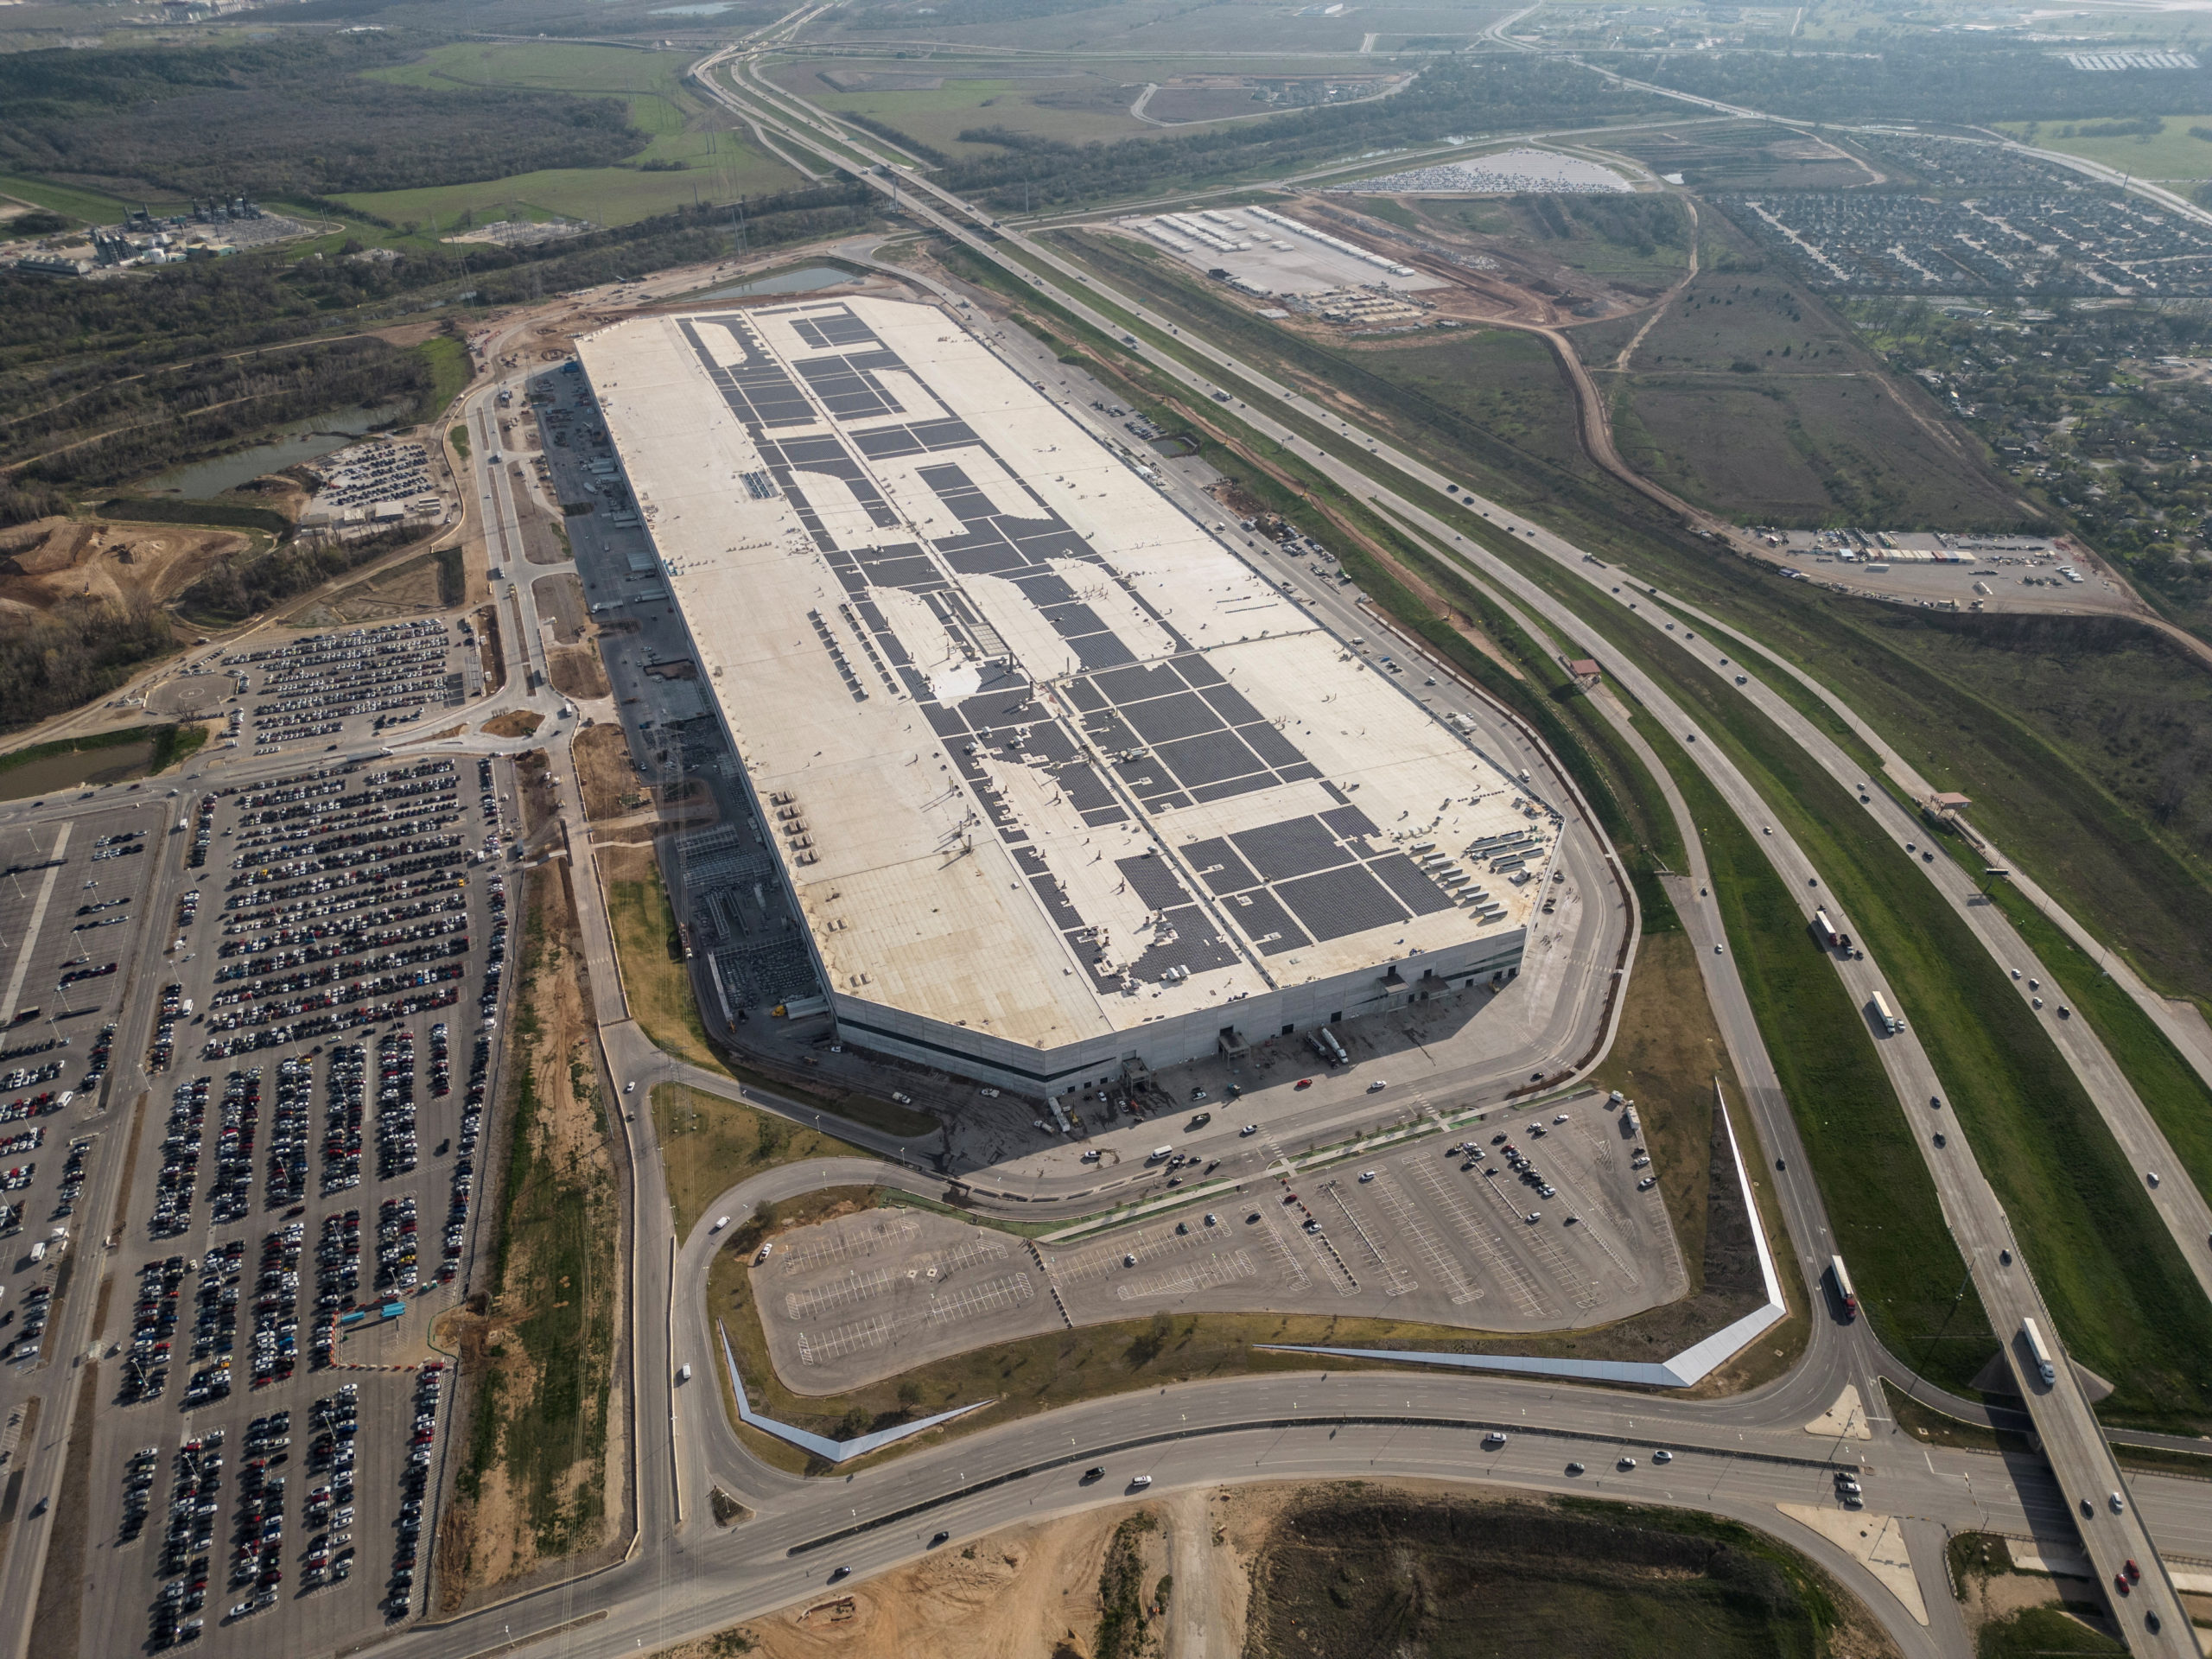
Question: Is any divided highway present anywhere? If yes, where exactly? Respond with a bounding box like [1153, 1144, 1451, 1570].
[679, 61, 2202, 1655]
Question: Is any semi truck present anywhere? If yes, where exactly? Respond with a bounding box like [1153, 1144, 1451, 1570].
[2021, 1317, 2056, 1387]
[1828, 1255, 1858, 1321]
[1870, 992, 1903, 1035]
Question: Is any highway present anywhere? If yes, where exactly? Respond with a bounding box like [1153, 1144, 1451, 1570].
[666, 59, 2201, 1654]
[7, 38, 2207, 1658]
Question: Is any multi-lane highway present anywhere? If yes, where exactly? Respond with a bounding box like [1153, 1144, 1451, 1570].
[7, 32, 2209, 1659]
[664, 50, 2200, 1655]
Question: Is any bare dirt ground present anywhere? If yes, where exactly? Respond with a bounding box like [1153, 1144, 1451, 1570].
[483, 709, 543, 739]
[574, 721, 645, 820]
[653, 1503, 1144, 1659]
[433, 860, 628, 1608]
[549, 640, 610, 700]
[0, 515, 248, 617]
[293, 550, 447, 626]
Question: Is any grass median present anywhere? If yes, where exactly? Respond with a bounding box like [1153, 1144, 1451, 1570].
[651, 1082, 868, 1240]
[1574, 590, 2212, 1427]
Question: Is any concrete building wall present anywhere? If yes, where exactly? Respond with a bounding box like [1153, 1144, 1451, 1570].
[830, 927, 1525, 1097]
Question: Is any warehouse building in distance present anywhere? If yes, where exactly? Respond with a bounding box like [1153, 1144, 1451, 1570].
[575, 296, 1554, 1096]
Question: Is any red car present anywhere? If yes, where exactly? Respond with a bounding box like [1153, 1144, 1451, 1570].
[2114, 1573, 2131, 1597]
[2125, 1560, 2140, 1583]
[1294, 1078, 1313, 1090]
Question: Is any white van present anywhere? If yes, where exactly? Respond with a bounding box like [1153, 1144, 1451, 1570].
[1147, 1146, 1174, 1164]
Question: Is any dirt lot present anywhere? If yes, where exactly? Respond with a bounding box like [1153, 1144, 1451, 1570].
[653, 1503, 1143, 1659]
[658, 1478, 1899, 1659]
[0, 515, 248, 617]
[575, 721, 645, 820]
[549, 641, 610, 700]
[433, 860, 626, 1608]
[483, 709, 543, 739]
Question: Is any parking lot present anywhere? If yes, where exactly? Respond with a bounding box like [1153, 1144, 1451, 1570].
[221, 620, 467, 755]
[49, 750, 512, 1657]
[0, 803, 163, 1368]
[750, 1102, 1686, 1395]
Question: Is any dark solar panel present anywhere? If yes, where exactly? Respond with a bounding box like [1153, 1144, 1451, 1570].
[1127, 906, 1242, 979]
[1321, 804, 1382, 840]
[1156, 730, 1264, 790]
[1014, 571, 1078, 607]
[1116, 855, 1192, 911]
[1123, 692, 1221, 745]
[1082, 805, 1129, 828]
[1237, 721, 1307, 772]
[1369, 854, 1459, 917]
[1191, 774, 1274, 805]
[1042, 602, 1109, 640]
[1179, 838, 1260, 895]
[1230, 817, 1350, 882]
[857, 552, 941, 592]
[1060, 764, 1118, 814]
[1175, 655, 1228, 689]
[1031, 875, 1084, 930]
[1228, 889, 1312, 955]
[1200, 683, 1263, 727]
[1093, 664, 1185, 707]
[1071, 633, 1138, 671]
[1276, 865, 1408, 942]
[1062, 679, 1109, 714]
[814, 314, 879, 346]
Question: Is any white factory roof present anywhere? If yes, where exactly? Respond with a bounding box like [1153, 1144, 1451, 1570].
[576, 296, 1548, 1050]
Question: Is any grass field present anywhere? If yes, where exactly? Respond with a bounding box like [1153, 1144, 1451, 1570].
[793, 69, 1160, 158]
[601, 845, 733, 1077]
[1998, 114, 2212, 181]
[1252, 1491, 1847, 1659]
[1556, 586, 2212, 1427]
[0, 171, 162, 227]
[449, 865, 617, 1588]
[1591, 216, 2029, 528]
[343, 42, 800, 229]
[650, 1082, 868, 1240]
[1971, 858, 2212, 1211]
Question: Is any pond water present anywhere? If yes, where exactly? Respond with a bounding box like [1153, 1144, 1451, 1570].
[689, 264, 855, 302]
[0, 740, 159, 803]
[142, 402, 413, 499]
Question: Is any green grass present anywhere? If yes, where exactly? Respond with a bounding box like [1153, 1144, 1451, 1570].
[1998, 114, 2212, 181]
[804, 74, 1157, 159]
[1554, 582, 2212, 1427]
[1641, 701, 1996, 1391]
[1974, 1606, 2124, 1659]
[151, 723, 209, 772]
[650, 1083, 869, 1241]
[0, 172, 157, 227]
[97, 496, 291, 535]
[0, 723, 168, 776]
[604, 853, 734, 1077]
[412, 336, 470, 423]
[1969, 869, 2212, 1212]
[448, 423, 470, 461]
[343, 43, 800, 230]
[1252, 1491, 1839, 1659]
[455, 866, 615, 1562]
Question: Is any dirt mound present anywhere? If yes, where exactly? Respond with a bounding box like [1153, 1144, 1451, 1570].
[0, 515, 247, 615]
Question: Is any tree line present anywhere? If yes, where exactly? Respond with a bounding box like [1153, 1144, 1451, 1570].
[0, 35, 643, 201]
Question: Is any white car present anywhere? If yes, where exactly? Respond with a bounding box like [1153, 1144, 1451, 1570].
[710, 1216, 731, 1232]
[1358, 1170, 1376, 1183]
[623, 1081, 635, 1094]
[1240, 1124, 1259, 1136]
[1366, 1080, 1387, 1093]
[1129, 1474, 1153, 1489]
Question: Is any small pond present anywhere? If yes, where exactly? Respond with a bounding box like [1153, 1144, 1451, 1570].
[141, 402, 414, 499]
[689, 264, 856, 302]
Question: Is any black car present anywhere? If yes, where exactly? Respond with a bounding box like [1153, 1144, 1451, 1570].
[1081, 1466, 1105, 1484]
[929, 1531, 950, 1548]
